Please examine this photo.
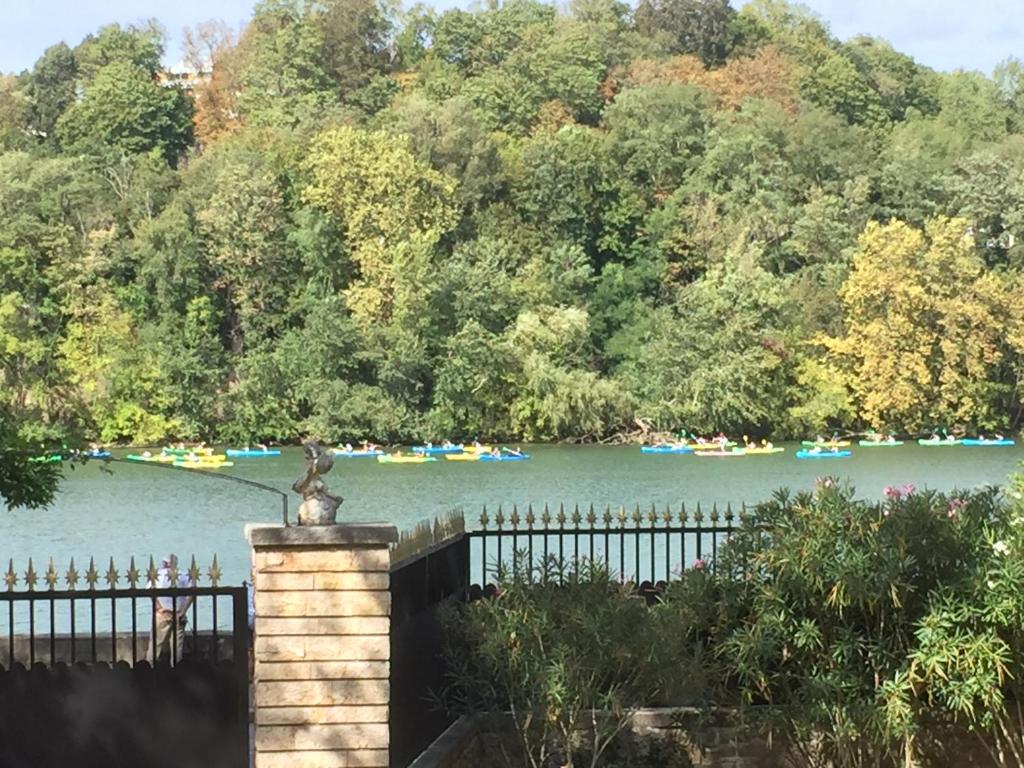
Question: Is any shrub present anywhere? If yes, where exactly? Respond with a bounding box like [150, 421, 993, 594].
[703, 480, 1001, 768]
[441, 557, 694, 768]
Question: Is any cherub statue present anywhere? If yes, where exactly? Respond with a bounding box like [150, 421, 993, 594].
[292, 442, 343, 525]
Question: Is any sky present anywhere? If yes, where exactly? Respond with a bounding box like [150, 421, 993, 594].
[0, 0, 1022, 75]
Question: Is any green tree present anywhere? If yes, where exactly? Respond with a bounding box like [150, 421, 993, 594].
[56, 61, 194, 163]
[24, 43, 78, 142]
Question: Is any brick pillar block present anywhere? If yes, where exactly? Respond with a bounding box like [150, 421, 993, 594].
[247, 523, 399, 768]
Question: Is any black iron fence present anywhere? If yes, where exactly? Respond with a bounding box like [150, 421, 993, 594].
[0, 554, 249, 768]
[469, 501, 747, 590]
[388, 502, 749, 767]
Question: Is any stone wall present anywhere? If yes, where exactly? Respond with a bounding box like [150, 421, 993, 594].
[247, 523, 398, 768]
[408, 710, 786, 768]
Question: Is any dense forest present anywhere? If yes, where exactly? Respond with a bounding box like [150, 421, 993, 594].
[3, 0, 1024, 447]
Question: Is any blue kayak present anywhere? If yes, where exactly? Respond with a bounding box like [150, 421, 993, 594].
[413, 445, 464, 455]
[479, 453, 529, 462]
[226, 449, 282, 458]
[641, 445, 694, 454]
[961, 439, 1015, 447]
[86, 450, 112, 459]
[332, 449, 384, 458]
[796, 450, 852, 459]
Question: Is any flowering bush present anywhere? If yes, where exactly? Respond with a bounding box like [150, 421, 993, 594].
[696, 482, 1001, 767]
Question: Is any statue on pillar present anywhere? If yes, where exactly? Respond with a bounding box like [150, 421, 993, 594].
[292, 442, 343, 525]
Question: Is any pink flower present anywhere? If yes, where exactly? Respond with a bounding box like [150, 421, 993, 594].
[883, 486, 901, 500]
[902, 483, 917, 497]
[947, 498, 966, 518]
[693, 558, 707, 571]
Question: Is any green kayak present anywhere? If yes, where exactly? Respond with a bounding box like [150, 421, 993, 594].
[29, 454, 62, 464]
[858, 440, 905, 447]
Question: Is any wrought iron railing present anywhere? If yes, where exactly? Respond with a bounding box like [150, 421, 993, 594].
[467, 501, 748, 589]
[1, 555, 247, 668]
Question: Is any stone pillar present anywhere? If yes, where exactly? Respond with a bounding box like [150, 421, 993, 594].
[247, 523, 398, 768]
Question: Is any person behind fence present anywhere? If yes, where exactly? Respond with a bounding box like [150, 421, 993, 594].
[148, 553, 194, 664]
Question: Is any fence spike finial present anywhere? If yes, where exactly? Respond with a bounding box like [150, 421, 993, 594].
[586, 503, 597, 527]
[188, 555, 201, 585]
[632, 503, 643, 525]
[571, 504, 581, 527]
[603, 504, 612, 525]
[145, 556, 158, 587]
[85, 557, 99, 590]
[510, 504, 520, 530]
[542, 503, 551, 526]
[25, 558, 38, 591]
[663, 503, 673, 524]
[679, 501, 687, 524]
[66, 557, 79, 590]
[495, 505, 505, 528]
[5, 559, 17, 591]
[526, 503, 535, 529]
[648, 502, 658, 524]
[710, 502, 719, 523]
[45, 557, 58, 590]
[127, 556, 139, 588]
[556, 503, 567, 526]
[480, 505, 490, 529]
[208, 554, 222, 587]
[105, 557, 119, 588]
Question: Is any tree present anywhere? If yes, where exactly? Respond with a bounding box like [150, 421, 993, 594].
[234, 0, 338, 129]
[620, 245, 790, 433]
[318, 0, 393, 97]
[302, 126, 460, 323]
[635, 0, 737, 66]
[0, 405, 61, 510]
[825, 217, 1021, 431]
[24, 43, 78, 141]
[56, 61, 194, 163]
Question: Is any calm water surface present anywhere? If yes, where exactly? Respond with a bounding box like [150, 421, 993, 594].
[3, 443, 1021, 585]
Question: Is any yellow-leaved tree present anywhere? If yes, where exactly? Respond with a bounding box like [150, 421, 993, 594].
[825, 217, 1022, 431]
[302, 126, 460, 324]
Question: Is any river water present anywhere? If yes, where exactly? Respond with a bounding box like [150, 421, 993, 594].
[2, 443, 1021, 586]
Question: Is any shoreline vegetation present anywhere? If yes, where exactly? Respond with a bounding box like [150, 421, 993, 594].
[5, 0, 1024, 454]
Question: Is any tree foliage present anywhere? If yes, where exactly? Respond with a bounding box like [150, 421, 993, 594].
[2, 0, 1024, 490]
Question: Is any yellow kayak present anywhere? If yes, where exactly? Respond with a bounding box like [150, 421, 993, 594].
[445, 453, 482, 462]
[377, 454, 437, 464]
[801, 440, 851, 448]
[174, 460, 234, 469]
[743, 446, 785, 455]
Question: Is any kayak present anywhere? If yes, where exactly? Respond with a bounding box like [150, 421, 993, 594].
[478, 453, 530, 462]
[86, 450, 112, 459]
[378, 455, 437, 464]
[801, 440, 851, 448]
[412, 445, 464, 455]
[332, 448, 384, 458]
[691, 442, 737, 451]
[695, 449, 746, 458]
[225, 448, 282, 458]
[641, 445, 695, 454]
[858, 440, 904, 447]
[445, 453, 482, 462]
[162, 447, 214, 457]
[126, 454, 177, 463]
[917, 438, 962, 447]
[174, 460, 234, 469]
[29, 455, 62, 464]
[796, 450, 851, 459]
[961, 438, 1015, 447]
[742, 446, 785, 455]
